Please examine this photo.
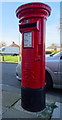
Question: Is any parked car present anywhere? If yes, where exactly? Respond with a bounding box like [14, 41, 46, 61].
[16, 52, 62, 89]
[0, 47, 19, 56]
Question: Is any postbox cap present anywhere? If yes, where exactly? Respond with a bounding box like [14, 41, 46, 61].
[16, 2, 51, 20]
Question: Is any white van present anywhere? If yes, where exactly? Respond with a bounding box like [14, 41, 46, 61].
[0, 47, 19, 56]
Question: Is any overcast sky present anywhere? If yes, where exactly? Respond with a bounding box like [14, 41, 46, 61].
[0, 0, 61, 47]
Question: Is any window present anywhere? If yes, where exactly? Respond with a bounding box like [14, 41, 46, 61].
[2, 48, 5, 51]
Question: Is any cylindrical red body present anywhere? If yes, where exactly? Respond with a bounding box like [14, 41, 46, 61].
[16, 2, 51, 112]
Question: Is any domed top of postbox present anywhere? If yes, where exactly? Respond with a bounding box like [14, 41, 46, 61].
[16, 2, 51, 20]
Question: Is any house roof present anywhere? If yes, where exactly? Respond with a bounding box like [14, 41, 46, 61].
[46, 44, 59, 49]
[9, 42, 20, 47]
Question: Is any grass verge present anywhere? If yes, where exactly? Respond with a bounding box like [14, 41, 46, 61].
[0, 56, 21, 63]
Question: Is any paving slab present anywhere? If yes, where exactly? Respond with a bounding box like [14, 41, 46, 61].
[2, 84, 21, 93]
[0, 85, 2, 119]
[2, 99, 54, 119]
[2, 107, 9, 114]
[46, 93, 61, 103]
[2, 84, 21, 115]
[0, 105, 2, 117]
[2, 106, 37, 118]
[51, 102, 62, 119]
[2, 96, 61, 119]
[0, 116, 2, 120]
[2, 91, 21, 108]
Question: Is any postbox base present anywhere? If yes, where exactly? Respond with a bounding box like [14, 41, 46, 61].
[21, 86, 46, 112]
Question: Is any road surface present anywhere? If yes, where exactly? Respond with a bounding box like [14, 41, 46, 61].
[0, 62, 21, 88]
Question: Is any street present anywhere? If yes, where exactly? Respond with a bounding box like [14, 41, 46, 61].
[1, 62, 21, 88]
[0, 62, 62, 103]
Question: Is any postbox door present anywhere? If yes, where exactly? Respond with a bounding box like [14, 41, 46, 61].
[22, 29, 45, 89]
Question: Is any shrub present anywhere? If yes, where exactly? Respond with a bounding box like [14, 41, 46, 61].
[46, 51, 52, 54]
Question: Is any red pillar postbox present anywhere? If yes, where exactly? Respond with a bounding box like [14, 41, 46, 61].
[16, 2, 51, 112]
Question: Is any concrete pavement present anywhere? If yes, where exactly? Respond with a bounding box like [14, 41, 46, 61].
[0, 84, 62, 119]
[51, 102, 62, 119]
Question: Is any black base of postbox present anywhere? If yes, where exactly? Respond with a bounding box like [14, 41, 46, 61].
[21, 86, 46, 112]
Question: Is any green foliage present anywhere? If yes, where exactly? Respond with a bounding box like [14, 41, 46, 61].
[36, 102, 58, 119]
[0, 56, 1, 61]
[49, 103, 58, 109]
[46, 50, 59, 54]
[46, 51, 52, 54]
[52, 50, 59, 54]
